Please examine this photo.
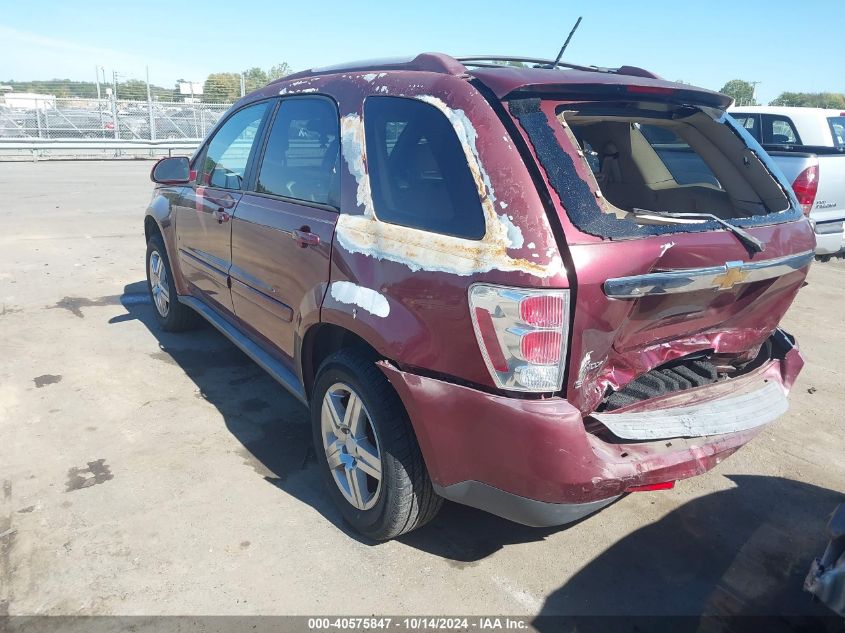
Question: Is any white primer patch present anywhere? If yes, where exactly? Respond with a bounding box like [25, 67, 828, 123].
[330, 281, 390, 317]
[335, 214, 564, 278]
[339, 114, 374, 216]
[498, 214, 524, 249]
[527, 242, 536, 249]
[659, 241, 676, 256]
[362, 73, 378, 82]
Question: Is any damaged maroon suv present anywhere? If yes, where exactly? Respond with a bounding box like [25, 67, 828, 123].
[144, 53, 814, 540]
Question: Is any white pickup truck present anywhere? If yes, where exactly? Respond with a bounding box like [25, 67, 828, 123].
[729, 106, 845, 259]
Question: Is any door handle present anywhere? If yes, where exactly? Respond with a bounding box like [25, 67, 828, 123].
[213, 208, 231, 224]
[292, 228, 320, 247]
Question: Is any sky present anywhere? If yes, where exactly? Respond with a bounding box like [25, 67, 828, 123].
[1, 0, 842, 104]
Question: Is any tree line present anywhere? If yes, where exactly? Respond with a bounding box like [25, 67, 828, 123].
[3, 63, 291, 103]
[719, 79, 845, 109]
[5, 70, 841, 108]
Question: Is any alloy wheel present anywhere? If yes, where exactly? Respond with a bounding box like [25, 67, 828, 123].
[320, 382, 383, 511]
[148, 250, 170, 317]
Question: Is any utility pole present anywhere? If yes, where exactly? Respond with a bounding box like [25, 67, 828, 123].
[240, 73, 246, 98]
[190, 82, 198, 137]
[111, 70, 120, 139]
[96, 66, 105, 132]
[146, 66, 155, 141]
[750, 81, 761, 106]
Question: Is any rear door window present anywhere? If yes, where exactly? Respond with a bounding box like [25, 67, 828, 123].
[828, 116, 845, 148]
[255, 97, 340, 206]
[638, 124, 721, 187]
[731, 113, 761, 142]
[363, 96, 485, 240]
[760, 114, 801, 144]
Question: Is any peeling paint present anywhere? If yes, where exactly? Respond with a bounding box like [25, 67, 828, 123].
[498, 214, 525, 249]
[527, 242, 536, 250]
[330, 281, 390, 317]
[574, 351, 606, 389]
[340, 113, 374, 216]
[362, 73, 378, 82]
[335, 214, 562, 277]
[659, 241, 676, 256]
[335, 95, 563, 278]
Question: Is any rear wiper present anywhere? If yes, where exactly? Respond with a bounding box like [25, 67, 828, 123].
[630, 209, 765, 253]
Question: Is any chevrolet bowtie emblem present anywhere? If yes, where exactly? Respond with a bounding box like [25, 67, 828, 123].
[712, 262, 749, 290]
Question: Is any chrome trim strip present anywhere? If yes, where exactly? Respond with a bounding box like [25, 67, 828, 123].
[604, 250, 814, 299]
[178, 247, 230, 276]
[592, 381, 788, 441]
[230, 278, 294, 323]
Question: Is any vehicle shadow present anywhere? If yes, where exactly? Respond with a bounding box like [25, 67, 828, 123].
[111, 281, 845, 612]
[533, 475, 845, 632]
[113, 281, 568, 555]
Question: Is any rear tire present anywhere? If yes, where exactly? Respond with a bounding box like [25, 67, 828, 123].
[311, 350, 441, 540]
[146, 234, 200, 332]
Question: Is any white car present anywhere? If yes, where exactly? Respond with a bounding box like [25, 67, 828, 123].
[730, 106, 845, 258]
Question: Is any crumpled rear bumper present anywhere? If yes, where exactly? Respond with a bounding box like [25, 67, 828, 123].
[379, 331, 804, 527]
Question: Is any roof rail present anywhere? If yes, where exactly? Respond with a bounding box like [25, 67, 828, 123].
[457, 56, 607, 73]
[456, 56, 660, 79]
[279, 52, 467, 83]
[276, 53, 660, 84]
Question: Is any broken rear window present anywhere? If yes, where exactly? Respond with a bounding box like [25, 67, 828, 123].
[509, 98, 799, 239]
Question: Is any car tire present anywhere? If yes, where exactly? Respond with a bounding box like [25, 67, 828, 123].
[146, 235, 200, 332]
[311, 350, 442, 540]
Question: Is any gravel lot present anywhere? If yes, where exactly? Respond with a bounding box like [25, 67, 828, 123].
[1, 161, 844, 626]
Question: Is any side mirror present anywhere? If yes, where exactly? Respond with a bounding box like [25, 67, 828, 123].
[151, 156, 191, 185]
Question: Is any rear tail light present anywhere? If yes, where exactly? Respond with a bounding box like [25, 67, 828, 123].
[625, 85, 674, 96]
[520, 330, 562, 364]
[469, 285, 570, 392]
[792, 164, 818, 215]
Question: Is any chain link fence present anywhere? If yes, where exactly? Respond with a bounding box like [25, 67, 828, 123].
[0, 97, 232, 141]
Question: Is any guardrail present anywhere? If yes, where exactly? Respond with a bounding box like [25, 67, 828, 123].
[0, 138, 201, 161]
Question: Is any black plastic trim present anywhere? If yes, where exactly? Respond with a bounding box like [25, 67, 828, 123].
[433, 480, 619, 527]
[178, 295, 307, 404]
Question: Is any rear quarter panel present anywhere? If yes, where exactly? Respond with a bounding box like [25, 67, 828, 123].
[276, 71, 569, 387]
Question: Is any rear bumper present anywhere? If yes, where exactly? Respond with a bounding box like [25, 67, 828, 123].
[814, 220, 845, 255]
[380, 332, 803, 527]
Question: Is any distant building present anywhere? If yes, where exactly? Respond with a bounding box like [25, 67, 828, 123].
[178, 82, 203, 103]
[3, 92, 56, 110]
